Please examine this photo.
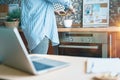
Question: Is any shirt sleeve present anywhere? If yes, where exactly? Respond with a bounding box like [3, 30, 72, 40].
[45, 0, 72, 8]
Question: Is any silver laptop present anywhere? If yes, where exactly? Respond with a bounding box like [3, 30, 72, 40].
[0, 27, 68, 75]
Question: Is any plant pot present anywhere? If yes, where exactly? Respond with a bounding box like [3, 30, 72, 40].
[4, 21, 19, 28]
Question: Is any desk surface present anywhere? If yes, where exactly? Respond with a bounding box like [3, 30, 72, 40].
[0, 55, 119, 80]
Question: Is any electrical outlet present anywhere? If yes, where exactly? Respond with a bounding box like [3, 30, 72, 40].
[117, 7, 120, 14]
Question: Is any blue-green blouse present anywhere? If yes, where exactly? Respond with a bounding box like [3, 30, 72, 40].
[21, 0, 72, 50]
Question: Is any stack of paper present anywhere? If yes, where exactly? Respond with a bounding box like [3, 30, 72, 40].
[86, 58, 120, 74]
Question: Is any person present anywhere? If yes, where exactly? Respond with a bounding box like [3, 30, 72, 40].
[21, 0, 75, 54]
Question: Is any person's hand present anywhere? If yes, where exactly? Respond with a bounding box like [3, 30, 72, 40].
[54, 5, 75, 16]
[66, 5, 76, 15]
[54, 10, 66, 16]
[54, 10, 59, 15]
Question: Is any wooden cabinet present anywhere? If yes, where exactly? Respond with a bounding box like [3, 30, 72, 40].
[47, 43, 54, 54]
[58, 27, 120, 58]
[19, 27, 120, 57]
[110, 32, 120, 57]
[19, 31, 30, 52]
[19, 31, 27, 47]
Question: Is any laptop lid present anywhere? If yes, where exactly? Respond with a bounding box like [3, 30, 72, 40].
[0, 27, 36, 74]
[0, 27, 68, 75]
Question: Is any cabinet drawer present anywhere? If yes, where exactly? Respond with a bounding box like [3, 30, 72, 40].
[115, 32, 120, 39]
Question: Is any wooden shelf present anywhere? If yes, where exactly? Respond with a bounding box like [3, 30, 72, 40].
[58, 27, 120, 32]
[19, 27, 120, 32]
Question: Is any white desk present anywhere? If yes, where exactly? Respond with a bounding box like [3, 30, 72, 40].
[0, 55, 119, 80]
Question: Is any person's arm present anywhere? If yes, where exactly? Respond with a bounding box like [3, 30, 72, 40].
[46, 0, 75, 15]
[46, 0, 72, 10]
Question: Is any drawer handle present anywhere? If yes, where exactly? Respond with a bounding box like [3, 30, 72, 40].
[59, 45, 98, 49]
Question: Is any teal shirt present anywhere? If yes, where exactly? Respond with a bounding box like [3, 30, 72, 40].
[21, 0, 72, 50]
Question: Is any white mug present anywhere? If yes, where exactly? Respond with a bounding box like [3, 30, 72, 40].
[63, 19, 73, 28]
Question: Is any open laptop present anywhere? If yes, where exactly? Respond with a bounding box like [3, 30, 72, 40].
[0, 27, 68, 75]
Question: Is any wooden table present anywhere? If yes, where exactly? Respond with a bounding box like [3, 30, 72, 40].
[0, 54, 117, 80]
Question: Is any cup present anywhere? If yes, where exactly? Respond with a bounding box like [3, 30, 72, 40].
[63, 19, 73, 28]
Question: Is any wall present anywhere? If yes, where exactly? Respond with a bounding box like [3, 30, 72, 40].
[0, 0, 120, 27]
[0, 0, 20, 4]
[110, 0, 120, 26]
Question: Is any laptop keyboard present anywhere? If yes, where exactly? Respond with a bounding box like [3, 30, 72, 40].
[32, 61, 53, 71]
[30, 55, 68, 71]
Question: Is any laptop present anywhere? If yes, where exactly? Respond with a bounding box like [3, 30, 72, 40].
[0, 27, 68, 75]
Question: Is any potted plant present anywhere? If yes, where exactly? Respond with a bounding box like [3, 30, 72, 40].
[4, 8, 21, 28]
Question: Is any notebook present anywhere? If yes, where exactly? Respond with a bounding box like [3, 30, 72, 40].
[0, 27, 68, 75]
[86, 58, 120, 74]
